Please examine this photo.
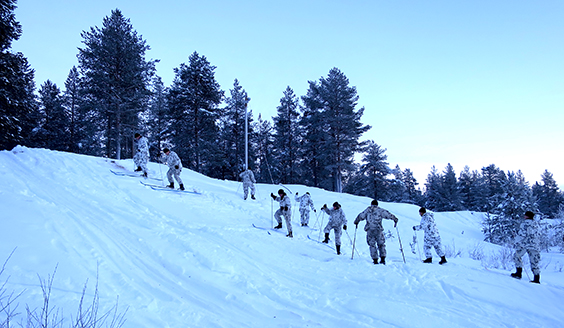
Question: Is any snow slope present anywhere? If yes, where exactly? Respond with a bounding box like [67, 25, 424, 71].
[1, 146, 563, 327]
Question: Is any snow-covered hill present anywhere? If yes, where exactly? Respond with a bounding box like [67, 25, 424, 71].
[1, 146, 563, 327]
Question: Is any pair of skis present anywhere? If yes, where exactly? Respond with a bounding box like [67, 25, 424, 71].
[139, 181, 201, 194]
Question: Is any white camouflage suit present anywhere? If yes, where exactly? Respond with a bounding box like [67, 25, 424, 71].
[133, 136, 149, 175]
[322, 206, 347, 246]
[354, 205, 398, 260]
[239, 169, 256, 199]
[273, 193, 292, 234]
[160, 151, 183, 185]
[295, 193, 315, 226]
[513, 219, 541, 275]
[414, 212, 445, 259]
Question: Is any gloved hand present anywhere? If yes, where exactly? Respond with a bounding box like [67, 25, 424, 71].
[394, 221, 397, 228]
[343, 225, 347, 230]
[284, 206, 289, 211]
[322, 204, 327, 209]
[271, 193, 276, 199]
[175, 165, 179, 169]
[355, 222, 358, 228]
[314, 209, 316, 213]
[412, 226, 416, 230]
[296, 192, 298, 195]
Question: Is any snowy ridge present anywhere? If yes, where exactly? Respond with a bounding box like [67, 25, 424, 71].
[0, 146, 563, 327]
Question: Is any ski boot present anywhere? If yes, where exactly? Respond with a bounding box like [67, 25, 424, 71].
[274, 223, 283, 229]
[251, 194, 256, 200]
[530, 274, 540, 284]
[322, 233, 330, 244]
[286, 231, 293, 238]
[167, 182, 174, 189]
[439, 256, 447, 265]
[373, 258, 379, 265]
[336, 245, 341, 255]
[179, 184, 185, 191]
[380, 256, 386, 265]
[135, 166, 142, 172]
[511, 267, 522, 279]
[142, 172, 148, 178]
[423, 257, 433, 263]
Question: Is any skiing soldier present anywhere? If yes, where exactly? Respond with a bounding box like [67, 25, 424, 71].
[133, 133, 149, 178]
[321, 202, 347, 255]
[413, 207, 447, 264]
[511, 211, 541, 283]
[354, 200, 398, 265]
[295, 192, 316, 226]
[160, 148, 184, 191]
[239, 168, 256, 200]
[271, 189, 293, 238]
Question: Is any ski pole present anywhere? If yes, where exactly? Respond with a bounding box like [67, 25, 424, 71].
[396, 226, 406, 263]
[351, 225, 358, 260]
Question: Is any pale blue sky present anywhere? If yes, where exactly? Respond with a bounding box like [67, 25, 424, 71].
[13, 0, 564, 188]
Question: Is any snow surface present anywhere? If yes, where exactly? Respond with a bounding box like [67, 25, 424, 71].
[1, 146, 563, 328]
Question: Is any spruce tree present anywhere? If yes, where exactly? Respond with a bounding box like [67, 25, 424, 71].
[424, 166, 442, 211]
[482, 171, 537, 245]
[355, 140, 390, 200]
[440, 163, 463, 211]
[63, 66, 85, 153]
[458, 166, 484, 211]
[167, 51, 223, 174]
[33, 80, 70, 150]
[272, 86, 301, 184]
[78, 9, 155, 159]
[532, 170, 564, 219]
[0, 0, 36, 150]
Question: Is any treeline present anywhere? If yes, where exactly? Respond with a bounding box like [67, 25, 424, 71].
[2, 4, 564, 236]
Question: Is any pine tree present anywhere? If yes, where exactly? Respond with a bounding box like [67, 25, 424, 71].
[532, 170, 564, 219]
[144, 75, 170, 160]
[167, 51, 223, 174]
[78, 9, 155, 159]
[253, 114, 275, 184]
[272, 86, 301, 184]
[301, 68, 370, 192]
[0, 0, 37, 150]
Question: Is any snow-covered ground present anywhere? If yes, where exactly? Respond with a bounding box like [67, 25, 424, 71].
[1, 146, 563, 327]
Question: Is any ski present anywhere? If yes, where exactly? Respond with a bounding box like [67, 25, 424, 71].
[307, 234, 334, 249]
[252, 223, 287, 235]
[140, 181, 201, 194]
[110, 169, 161, 181]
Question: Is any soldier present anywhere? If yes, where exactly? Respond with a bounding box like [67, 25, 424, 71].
[511, 211, 541, 284]
[295, 192, 316, 226]
[239, 168, 256, 200]
[160, 148, 184, 191]
[133, 133, 149, 178]
[271, 189, 293, 238]
[413, 207, 447, 265]
[321, 202, 347, 255]
[354, 200, 398, 265]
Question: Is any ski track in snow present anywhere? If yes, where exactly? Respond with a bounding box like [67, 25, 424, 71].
[1, 146, 563, 327]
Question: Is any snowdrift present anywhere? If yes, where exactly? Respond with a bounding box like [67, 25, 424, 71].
[0, 146, 563, 327]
